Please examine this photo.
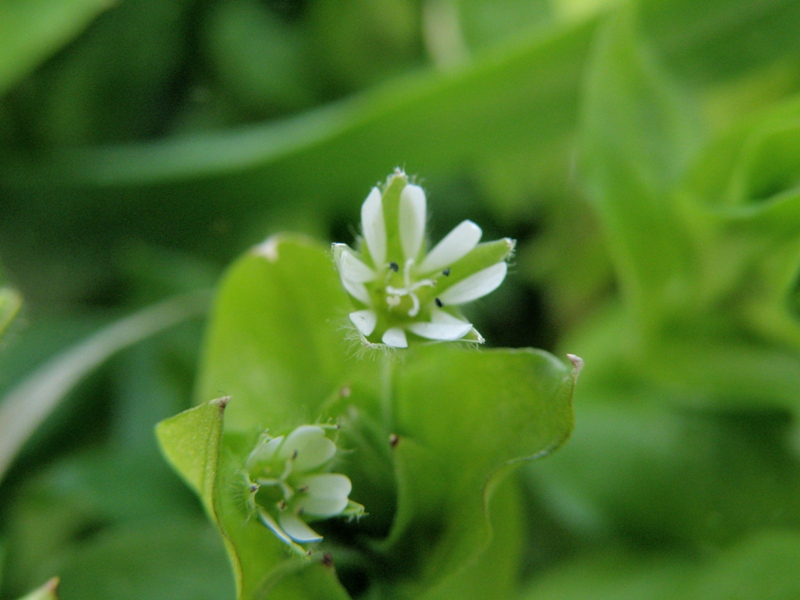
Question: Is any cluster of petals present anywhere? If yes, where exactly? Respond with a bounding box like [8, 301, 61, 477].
[245, 425, 362, 553]
[333, 172, 513, 348]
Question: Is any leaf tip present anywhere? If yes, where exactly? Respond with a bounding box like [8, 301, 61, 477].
[45, 577, 61, 594]
[566, 353, 584, 379]
[252, 235, 282, 262]
[212, 395, 232, 411]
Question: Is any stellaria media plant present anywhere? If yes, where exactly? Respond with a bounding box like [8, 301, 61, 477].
[156, 171, 579, 598]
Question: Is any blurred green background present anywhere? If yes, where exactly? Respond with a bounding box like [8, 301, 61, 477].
[2, 0, 800, 598]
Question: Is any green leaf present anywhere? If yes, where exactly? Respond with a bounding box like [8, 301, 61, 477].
[195, 234, 377, 433]
[579, 8, 702, 328]
[156, 397, 228, 514]
[376, 345, 576, 598]
[0, 0, 114, 96]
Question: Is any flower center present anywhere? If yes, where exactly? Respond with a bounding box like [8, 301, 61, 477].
[384, 258, 435, 317]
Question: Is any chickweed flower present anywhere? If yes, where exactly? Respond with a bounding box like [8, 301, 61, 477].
[245, 424, 364, 556]
[333, 170, 515, 348]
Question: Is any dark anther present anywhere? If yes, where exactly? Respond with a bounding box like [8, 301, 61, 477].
[442, 268, 451, 276]
[249, 484, 259, 493]
[389, 262, 399, 272]
[321, 553, 334, 567]
[435, 298, 443, 308]
[298, 485, 310, 493]
[292, 449, 299, 460]
[389, 433, 400, 448]
[277, 500, 287, 510]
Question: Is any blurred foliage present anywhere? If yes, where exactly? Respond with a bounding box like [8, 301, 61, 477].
[1, 0, 800, 598]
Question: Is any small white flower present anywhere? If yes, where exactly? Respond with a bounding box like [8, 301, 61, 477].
[245, 424, 364, 556]
[333, 170, 515, 348]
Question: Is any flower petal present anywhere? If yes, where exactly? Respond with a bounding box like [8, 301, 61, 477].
[334, 244, 376, 283]
[399, 184, 426, 261]
[349, 309, 377, 336]
[407, 320, 472, 341]
[361, 187, 386, 266]
[342, 279, 370, 304]
[258, 509, 299, 547]
[297, 473, 352, 517]
[279, 425, 336, 472]
[438, 262, 508, 305]
[246, 435, 284, 470]
[278, 513, 324, 543]
[418, 220, 482, 274]
[382, 327, 408, 348]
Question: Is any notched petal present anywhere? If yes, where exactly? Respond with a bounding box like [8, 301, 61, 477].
[349, 309, 377, 336]
[336, 245, 376, 283]
[280, 426, 336, 472]
[407, 320, 473, 341]
[297, 473, 352, 517]
[341, 278, 370, 305]
[279, 513, 324, 543]
[419, 220, 482, 274]
[382, 327, 408, 348]
[399, 184, 427, 261]
[438, 262, 508, 305]
[361, 187, 386, 266]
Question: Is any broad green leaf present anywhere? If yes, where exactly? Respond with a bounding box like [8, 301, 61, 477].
[0, 0, 114, 96]
[195, 234, 379, 433]
[376, 345, 576, 598]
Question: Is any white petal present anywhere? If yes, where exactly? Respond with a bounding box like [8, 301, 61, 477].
[297, 473, 352, 517]
[278, 513, 323, 543]
[247, 435, 284, 469]
[407, 320, 472, 341]
[334, 245, 376, 283]
[258, 509, 298, 546]
[343, 279, 370, 304]
[361, 187, 386, 266]
[399, 184, 426, 260]
[429, 307, 468, 325]
[349, 310, 377, 336]
[438, 262, 508, 305]
[279, 426, 336, 472]
[382, 327, 408, 348]
[418, 220, 482, 274]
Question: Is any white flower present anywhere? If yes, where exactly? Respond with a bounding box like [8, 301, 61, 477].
[333, 170, 515, 348]
[245, 425, 364, 556]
